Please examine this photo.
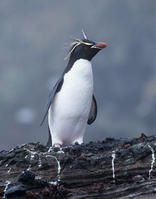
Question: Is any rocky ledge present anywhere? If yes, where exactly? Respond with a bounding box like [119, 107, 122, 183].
[0, 134, 156, 199]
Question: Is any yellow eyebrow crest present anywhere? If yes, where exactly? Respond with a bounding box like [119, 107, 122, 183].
[64, 39, 93, 60]
[64, 42, 80, 60]
[78, 39, 93, 46]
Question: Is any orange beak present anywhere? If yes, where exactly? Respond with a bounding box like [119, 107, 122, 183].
[91, 42, 107, 49]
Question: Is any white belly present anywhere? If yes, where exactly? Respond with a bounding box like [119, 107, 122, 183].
[48, 59, 93, 146]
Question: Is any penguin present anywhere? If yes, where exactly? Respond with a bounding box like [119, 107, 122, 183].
[41, 34, 107, 147]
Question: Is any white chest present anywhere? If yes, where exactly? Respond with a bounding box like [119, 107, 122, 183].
[64, 59, 93, 92]
[48, 59, 94, 145]
[52, 59, 93, 116]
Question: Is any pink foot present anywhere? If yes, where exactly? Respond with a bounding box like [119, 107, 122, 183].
[53, 143, 62, 148]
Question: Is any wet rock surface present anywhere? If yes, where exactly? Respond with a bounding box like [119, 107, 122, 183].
[0, 135, 156, 198]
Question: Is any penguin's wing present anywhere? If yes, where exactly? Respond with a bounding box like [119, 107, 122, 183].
[87, 95, 97, 125]
[40, 76, 64, 125]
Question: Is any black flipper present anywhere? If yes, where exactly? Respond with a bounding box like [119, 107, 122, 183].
[41, 58, 76, 126]
[46, 126, 52, 147]
[87, 95, 97, 125]
[40, 77, 64, 126]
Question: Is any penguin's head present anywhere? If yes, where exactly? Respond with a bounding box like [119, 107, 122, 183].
[67, 38, 107, 62]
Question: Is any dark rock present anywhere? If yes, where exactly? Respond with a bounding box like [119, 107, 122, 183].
[5, 185, 29, 196]
[18, 171, 35, 185]
[1, 136, 156, 198]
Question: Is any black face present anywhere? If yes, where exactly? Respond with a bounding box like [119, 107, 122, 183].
[69, 39, 107, 62]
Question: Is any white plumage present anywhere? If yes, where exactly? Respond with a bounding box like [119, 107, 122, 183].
[48, 59, 93, 146]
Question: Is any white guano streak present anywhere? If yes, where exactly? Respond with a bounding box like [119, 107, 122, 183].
[148, 144, 155, 180]
[112, 150, 116, 179]
[25, 149, 37, 171]
[46, 154, 61, 183]
[3, 180, 11, 198]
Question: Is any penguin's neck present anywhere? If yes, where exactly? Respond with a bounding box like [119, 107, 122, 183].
[66, 59, 93, 81]
[65, 57, 91, 74]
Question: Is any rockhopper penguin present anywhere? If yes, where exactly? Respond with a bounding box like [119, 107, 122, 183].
[41, 34, 107, 147]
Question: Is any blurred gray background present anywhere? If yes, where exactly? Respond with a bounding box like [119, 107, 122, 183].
[0, 0, 155, 150]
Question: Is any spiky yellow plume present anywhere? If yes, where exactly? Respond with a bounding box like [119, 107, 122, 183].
[64, 39, 93, 60]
